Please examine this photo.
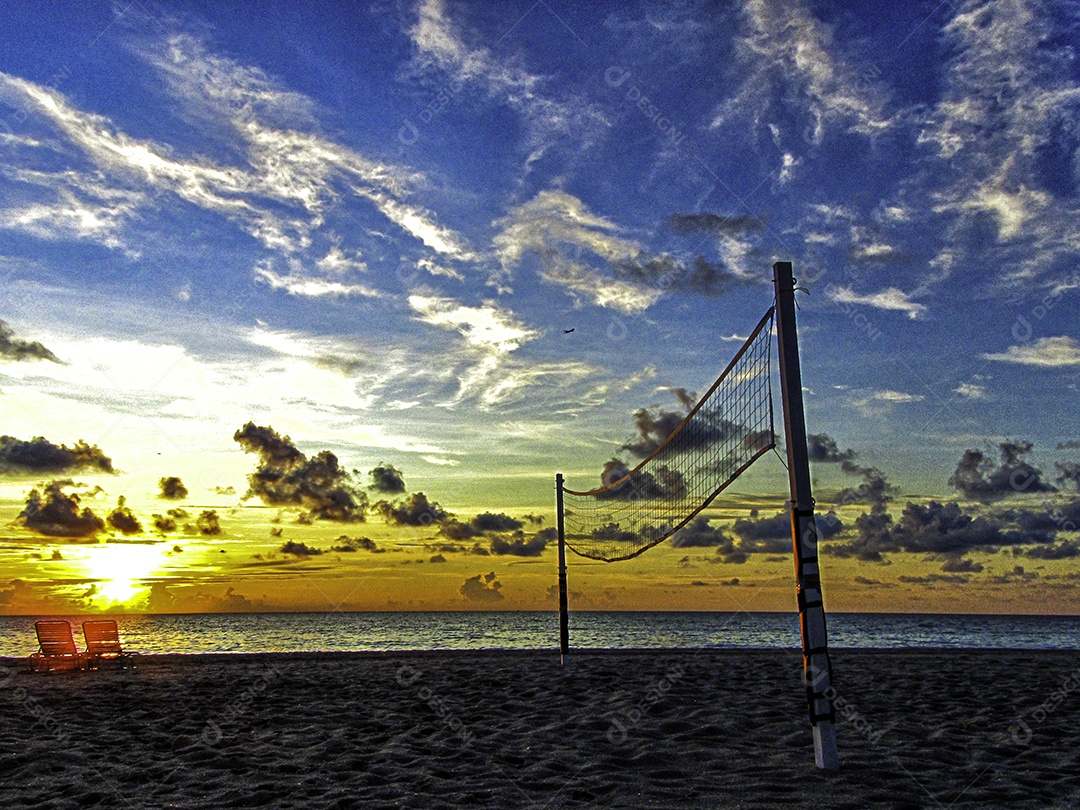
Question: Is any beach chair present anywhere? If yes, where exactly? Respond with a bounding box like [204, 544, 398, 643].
[29, 620, 85, 672]
[82, 620, 137, 669]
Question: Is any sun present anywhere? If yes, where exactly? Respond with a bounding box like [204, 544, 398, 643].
[83, 544, 169, 607]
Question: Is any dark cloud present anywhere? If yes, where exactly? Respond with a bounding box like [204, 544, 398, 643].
[234, 422, 367, 521]
[460, 572, 504, 603]
[1057, 440, 1080, 450]
[522, 513, 545, 525]
[375, 492, 449, 526]
[671, 517, 732, 548]
[196, 510, 221, 536]
[667, 213, 763, 236]
[898, 574, 971, 585]
[1055, 462, 1080, 492]
[0, 435, 114, 474]
[167, 507, 189, 519]
[473, 512, 524, 532]
[440, 511, 525, 540]
[830, 500, 1059, 561]
[612, 254, 757, 297]
[0, 321, 61, 363]
[939, 555, 984, 573]
[429, 554, 447, 563]
[281, 540, 322, 557]
[368, 463, 406, 494]
[331, 535, 378, 552]
[596, 458, 686, 501]
[490, 528, 553, 557]
[834, 466, 893, 508]
[18, 483, 105, 537]
[158, 476, 188, 500]
[732, 510, 844, 544]
[107, 496, 143, 535]
[619, 388, 747, 459]
[213, 485, 236, 496]
[152, 514, 177, 533]
[1020, 541, 1080, 560]
[949, 441, 1057, 502]
[807, 433, 856, 464]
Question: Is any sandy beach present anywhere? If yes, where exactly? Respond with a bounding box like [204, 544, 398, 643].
[1, 649, 1078, 809]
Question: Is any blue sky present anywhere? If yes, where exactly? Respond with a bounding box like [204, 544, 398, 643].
[0, 0, 1078, 510]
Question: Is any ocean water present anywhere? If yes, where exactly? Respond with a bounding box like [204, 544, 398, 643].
[2, 611, 1080, 657]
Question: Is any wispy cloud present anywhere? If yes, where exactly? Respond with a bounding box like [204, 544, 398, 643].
[983, 336, 1080, 367]
[711, 0, 892, 143]
[917, 0, 1080, 293]
[407, 0, 607, 166]
[254, 262, 382, 299]
[827, 285, 926, 319]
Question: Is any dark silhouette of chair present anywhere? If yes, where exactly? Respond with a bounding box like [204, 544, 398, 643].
[82, 620, 137, 669]
[29, 620, 85, 672]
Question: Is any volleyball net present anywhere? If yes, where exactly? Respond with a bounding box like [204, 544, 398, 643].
[560, 307, 776, 562]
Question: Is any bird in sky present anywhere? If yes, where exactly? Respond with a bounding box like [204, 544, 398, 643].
[563, 328, 575, 334]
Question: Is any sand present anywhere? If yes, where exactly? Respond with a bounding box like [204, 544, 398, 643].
[1, 648, 1079, 809]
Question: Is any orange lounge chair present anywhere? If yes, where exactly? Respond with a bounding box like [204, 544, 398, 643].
[29, 620, 85, 672]
[82, 619, 137, 669]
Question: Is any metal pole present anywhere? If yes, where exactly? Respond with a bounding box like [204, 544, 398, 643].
[556, 473, 569, 663]
[773, 261, 839, 770]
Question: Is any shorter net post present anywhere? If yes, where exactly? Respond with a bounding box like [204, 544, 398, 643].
[556, 473, 569, 663]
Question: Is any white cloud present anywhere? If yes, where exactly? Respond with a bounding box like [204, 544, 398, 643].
[917, 1, 1080, 290]
[953, 382, 987, 400]
[827, 285, 927, 319]
[408, 0, 606, 162]
[492, 190, 662, 313]
[409, 294, 538, 354]
[711, 0, 892, 142]
[254, 262, 382, 298]
[983, 336, 1080, 368]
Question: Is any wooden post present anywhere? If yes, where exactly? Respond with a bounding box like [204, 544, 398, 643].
[556, 473, 570, 663]
[774, 261, 839, 770]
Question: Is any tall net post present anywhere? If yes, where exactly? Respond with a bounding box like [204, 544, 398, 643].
[556, 472, 569, 663]
[774, 260, 839, 770]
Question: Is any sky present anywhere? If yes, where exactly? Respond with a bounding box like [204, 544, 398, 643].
[0, 0, 1078, 616]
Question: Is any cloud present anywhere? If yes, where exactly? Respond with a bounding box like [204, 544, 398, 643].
[152, 514, 177, 533]
[234, 422, 367, 521]
[331, 535, 378, 552]
[107, 496, 143, 535]
[368, 463, 406, 494]
[409, 294, 537, 354]
[807, 433, 855, 464]
[459, 571, 504, 603]
[830, 497, 1073, 562]
[612, 254, 760, 297]
[281, 540, 322, 557]
[158, 476, 188, 500]
[374, 492, 449, 526]
[826, 286, 927, 319]
[983, 337, 1080, 368]
[490, 528, 552, 557]
[196, 510, 221, 535]
[18, 483, 105, 537]
[0, 435, 114, 475]
[667, 213, 763, 236]
[710, 0, 892, 142]
[254, 262, 382, 298]
[949, 441, 1057, 502]
[0, 321, 61, 362]
[953, 383, 987, 400]
[441, 511, 525, 540]
[408, 0, 605, 166]
[1057, 463, 1080, 493]
[596, 457, 686, 502]
[917, 1, 1080, 290]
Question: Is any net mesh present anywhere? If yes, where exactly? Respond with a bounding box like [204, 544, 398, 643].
[561, 308, 776, 562]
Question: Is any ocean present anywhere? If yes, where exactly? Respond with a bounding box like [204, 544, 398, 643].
[3, 611, 1080, 657]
